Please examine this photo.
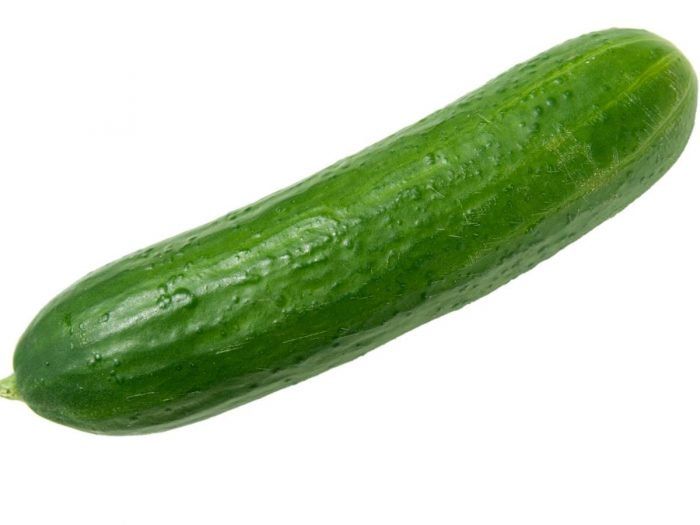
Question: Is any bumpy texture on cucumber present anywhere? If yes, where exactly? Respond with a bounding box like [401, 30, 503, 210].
[3, 28, 696, 434]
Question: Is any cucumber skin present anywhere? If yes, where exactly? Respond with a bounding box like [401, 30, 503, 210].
[12, 28, 696, 434]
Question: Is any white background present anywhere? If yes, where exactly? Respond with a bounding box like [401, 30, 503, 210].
[0, 1, 697, 524]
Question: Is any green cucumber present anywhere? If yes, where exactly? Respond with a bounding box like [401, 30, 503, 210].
[2, 28, 696, 434]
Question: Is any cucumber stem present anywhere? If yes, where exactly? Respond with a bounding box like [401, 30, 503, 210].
[0, 375, 20, 401]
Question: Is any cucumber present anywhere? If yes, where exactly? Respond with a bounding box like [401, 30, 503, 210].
[2, 28, 696, 434]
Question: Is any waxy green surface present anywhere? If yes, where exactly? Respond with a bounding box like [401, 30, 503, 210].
[7, 28, 697, 434]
